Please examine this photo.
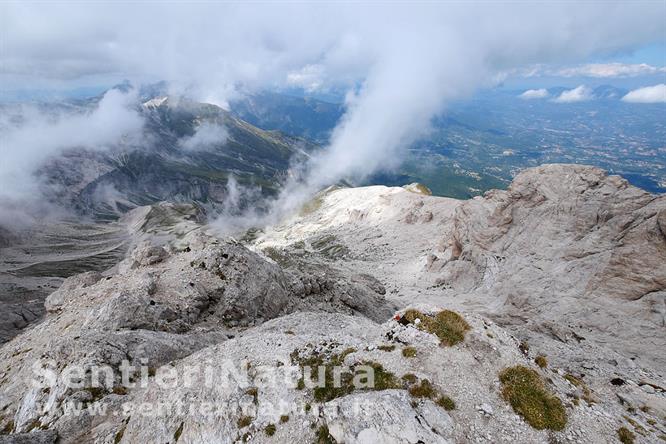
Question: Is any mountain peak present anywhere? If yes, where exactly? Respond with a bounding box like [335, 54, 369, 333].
[141, 96, 169, 109]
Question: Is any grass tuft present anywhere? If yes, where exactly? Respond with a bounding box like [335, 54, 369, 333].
[402, 373, 418, 386]
[237, 415, 253, 429]
[402, 309, 470, 346]
[112, 386, 129, 396]
[499, 365, 567, 431]
[564, 373, 595, 405]
[1, 420, 15, 435]
[292, 347, 398, 402]
[265, 424, 276, 436]
[404, 376, 456, 411]
[408, 379, 437, 399]
[519, 341, 530, 356]
[338, 347, 357, 362]
[617, 426, 635, 444]
[245, 387, 259, 404]
[114, 426, 126, 444]
[436, 395, 456, 411]
[535, 355, 548, 368]
[360, 361, 401, 391]
[563, 374, 582, 387]
[402, 346, 417, 358]
[173, 422, 184, 442]
[315, 425, 337, 444]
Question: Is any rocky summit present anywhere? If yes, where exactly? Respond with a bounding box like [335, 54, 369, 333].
[0, 164, 664, 444]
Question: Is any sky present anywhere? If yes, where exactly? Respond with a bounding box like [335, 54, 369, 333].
[1, 2, 665, 100]
[609, 42, 666, 66]
[496, 41, 666, 90]
[1, 1, 665, 226]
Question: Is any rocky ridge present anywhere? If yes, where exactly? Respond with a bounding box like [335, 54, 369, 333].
[0, 164, 664, 443]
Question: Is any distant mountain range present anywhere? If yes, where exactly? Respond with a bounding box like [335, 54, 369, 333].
[230, 91, 344, 144]
[5, 82, 664, 226]
[35, 93, 317, 220]
[240, 86, 666, 196]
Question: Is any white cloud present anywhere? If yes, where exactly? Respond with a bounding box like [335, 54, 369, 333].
[2, 3, 666, 230]
[520, 88, 549, 99]
[286, 64, 326, 92]
[553, 85, 594, 103]
[180, 122, 229, 151]
[622, 84, 666, 103]
[520, 63, 666, 78]
[0, 88, 144, 199]
[557, 63, 666, 78]
[2, 3, 664, 98]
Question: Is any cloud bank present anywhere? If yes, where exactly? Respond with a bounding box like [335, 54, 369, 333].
[557, 63, 666, 78]
[553, 85, 594, 103]
[2, 2, 665, 231]
[521, 62, 666, 78]
[622, 84, 666, 103]
[0, 89, 143, 200]
[520, 89, 550, 99]
[180, 122, 229, 151]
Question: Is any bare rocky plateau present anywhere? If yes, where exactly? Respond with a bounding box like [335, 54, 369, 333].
[0, 164, 664, 443]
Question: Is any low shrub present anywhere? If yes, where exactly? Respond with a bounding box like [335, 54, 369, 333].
[402, 309, 470, 346]
[436, 395, 456, 411]
[237, 415, 253, 429]
[535, 355, 547, 368]
[402, 346, 417, 358]
[401, 373, 418, 385]
[315, 425, 337, 444]
[499, 365, 567, 431]
[617, 426, 635, 444]
[408, 379, 436, 399]
[292, 347, 399, 402]
[404, 377, 456, 411]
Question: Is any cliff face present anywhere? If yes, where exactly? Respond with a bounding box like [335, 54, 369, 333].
[441, 165, 666, 366]
[0, 165, 664, 443]
[257, 164, 666, 366]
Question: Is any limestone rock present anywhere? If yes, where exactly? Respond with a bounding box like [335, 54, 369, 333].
[0, 164, 664, 444]
[323, 390, 453, 444]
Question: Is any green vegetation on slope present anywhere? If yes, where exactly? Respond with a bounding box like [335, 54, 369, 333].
[402, 309, 471, 346]
[499, 365, 567, 431]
